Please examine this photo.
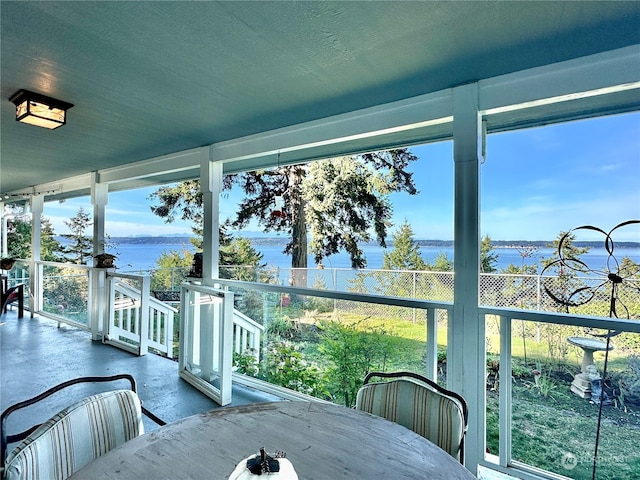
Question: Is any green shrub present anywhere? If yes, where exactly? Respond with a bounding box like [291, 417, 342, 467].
[264, 341, 328, 398]
[266, 315, 298, 339]
[233, 349, 260, 376]
[318, 319, 396, 407]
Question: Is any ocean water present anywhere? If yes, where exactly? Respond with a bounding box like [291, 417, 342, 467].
[114, 242, 640, 274]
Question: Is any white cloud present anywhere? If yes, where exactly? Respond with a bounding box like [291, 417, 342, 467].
[483, 193, 640, 241]
[105, 221, 192, 237]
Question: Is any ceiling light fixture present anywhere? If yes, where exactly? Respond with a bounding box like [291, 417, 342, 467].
[9, 89, 74, 129]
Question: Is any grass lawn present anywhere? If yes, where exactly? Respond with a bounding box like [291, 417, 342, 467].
[285, 308, 640, 479]
[487, 386, 640, 480]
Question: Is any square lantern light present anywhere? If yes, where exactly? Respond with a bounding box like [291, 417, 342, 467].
[9, 89, 74, 129]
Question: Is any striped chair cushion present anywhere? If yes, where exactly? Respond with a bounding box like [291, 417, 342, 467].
[356, 378, 465, 460]
[3, 390, 143, 480]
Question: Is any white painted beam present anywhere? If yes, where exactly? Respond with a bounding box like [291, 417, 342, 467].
[90, 176, 109, 340]
[29, 195, 44, 316]
[98, 148, 206, 184]
[480, 45, 640, 114]
[209, 90, 453, 164]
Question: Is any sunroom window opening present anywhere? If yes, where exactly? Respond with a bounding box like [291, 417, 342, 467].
[481, 110, 640, 480]
[481, 111, 640, 314]
[222, 141, 455, 303]
[42, 196, 94, 266]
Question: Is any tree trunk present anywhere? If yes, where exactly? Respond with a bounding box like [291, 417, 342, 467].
[290, 167, 308, 288]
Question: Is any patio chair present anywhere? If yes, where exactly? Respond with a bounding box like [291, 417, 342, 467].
[356, 371, 468, 464]
[0, 374, 166, 480]
[1, 283, 24, 318]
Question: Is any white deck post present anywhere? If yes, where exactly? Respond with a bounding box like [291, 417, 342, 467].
[91, 177, 109, 340]
[201, 148, 221, 281]
[1, 202, 6, 258]
[450, 83, 485, 473]
[29, 195, 44, 316]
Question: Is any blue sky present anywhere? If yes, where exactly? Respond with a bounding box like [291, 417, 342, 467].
[43, 111, 640, 243]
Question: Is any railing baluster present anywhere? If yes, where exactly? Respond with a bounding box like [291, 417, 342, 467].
[498, 314, 512, 467]
[426, 306, 438, 381]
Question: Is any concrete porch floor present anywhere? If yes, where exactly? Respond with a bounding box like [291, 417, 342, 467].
[0, 310, 282, 439]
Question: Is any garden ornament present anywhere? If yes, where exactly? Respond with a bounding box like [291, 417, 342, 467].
[540, 219, 639, 480]
[228, 448, 298, 479]
[94, 253, 117, 268]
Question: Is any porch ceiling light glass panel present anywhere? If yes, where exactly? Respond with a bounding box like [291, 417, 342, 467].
[179, 284, 234, 406]
[9, 89, 74, 130]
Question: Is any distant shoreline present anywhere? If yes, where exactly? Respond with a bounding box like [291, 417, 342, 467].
[96, 236, 640, 250]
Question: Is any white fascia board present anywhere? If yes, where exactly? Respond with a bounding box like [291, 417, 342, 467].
[479, 45, 640, 114]
[97, 147, 206, 184]
[209, 89, 454, 165]
[7, 173, 93, 201]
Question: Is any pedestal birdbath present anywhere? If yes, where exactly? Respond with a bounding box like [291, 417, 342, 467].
[567, 336, 614, 398]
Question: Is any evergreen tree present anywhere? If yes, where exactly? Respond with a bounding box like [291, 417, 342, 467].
[219, 235, 265, 281]
[6, 217, 30, 259]
[382, 221, 426, 271]
[41, 218, 65, 262]
[428, 251, 454, 272]
[500, 245, 539, 275]
[149, 180, 205, 250]
[61, 208, 93, 264]
[7, 216, 64, 261]
[540, 231, 590, 311]
[542, 231, 590, 272]
[480, 235, 499, 273]
[149, 149, 418, 277]
[151, 249, 194, 291]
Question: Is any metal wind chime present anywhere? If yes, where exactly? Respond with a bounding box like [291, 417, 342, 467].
[540, 220, 640, 480]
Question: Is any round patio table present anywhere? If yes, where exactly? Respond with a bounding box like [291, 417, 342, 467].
[70, 400, 475, 479]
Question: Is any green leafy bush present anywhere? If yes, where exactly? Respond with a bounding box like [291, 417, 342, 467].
[318, 319, 396, 407]
[264, 341, 328, 398]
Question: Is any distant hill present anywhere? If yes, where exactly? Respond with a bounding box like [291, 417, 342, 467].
[59, 235, 639, 249]
[111, 236, 193, 245]
[56, 235, 193, 245]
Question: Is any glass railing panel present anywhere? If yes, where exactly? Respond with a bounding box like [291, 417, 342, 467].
[178, 284, 234, 406]
[41, 263, 90, 325]
[498, 316, 640, 479]
[220, 282, 448, 407]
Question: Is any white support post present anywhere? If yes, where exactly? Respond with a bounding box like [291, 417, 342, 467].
[450, 83, 485, 473]
[90, 177, 109, 340]
[92, 177, 109, 257]
[201, 148, 222, 281]
[219, 289, 234, 405]
[138, 275, 150, 355]
[425, 308, 438, 381]
[1, 201, 6, 258]
[499, 315, 512, 467]
[29, 195, 44, 316]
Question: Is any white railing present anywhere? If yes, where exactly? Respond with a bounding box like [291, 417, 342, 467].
[106, 273, 176, 358]
[179, 283, 235, 406]
[479, 306, 640, 480]
[33, 261, 93, 329]
[107, 275, 263, 360]
[232, 309, 264, 360]
[212, 277, 452, 387]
